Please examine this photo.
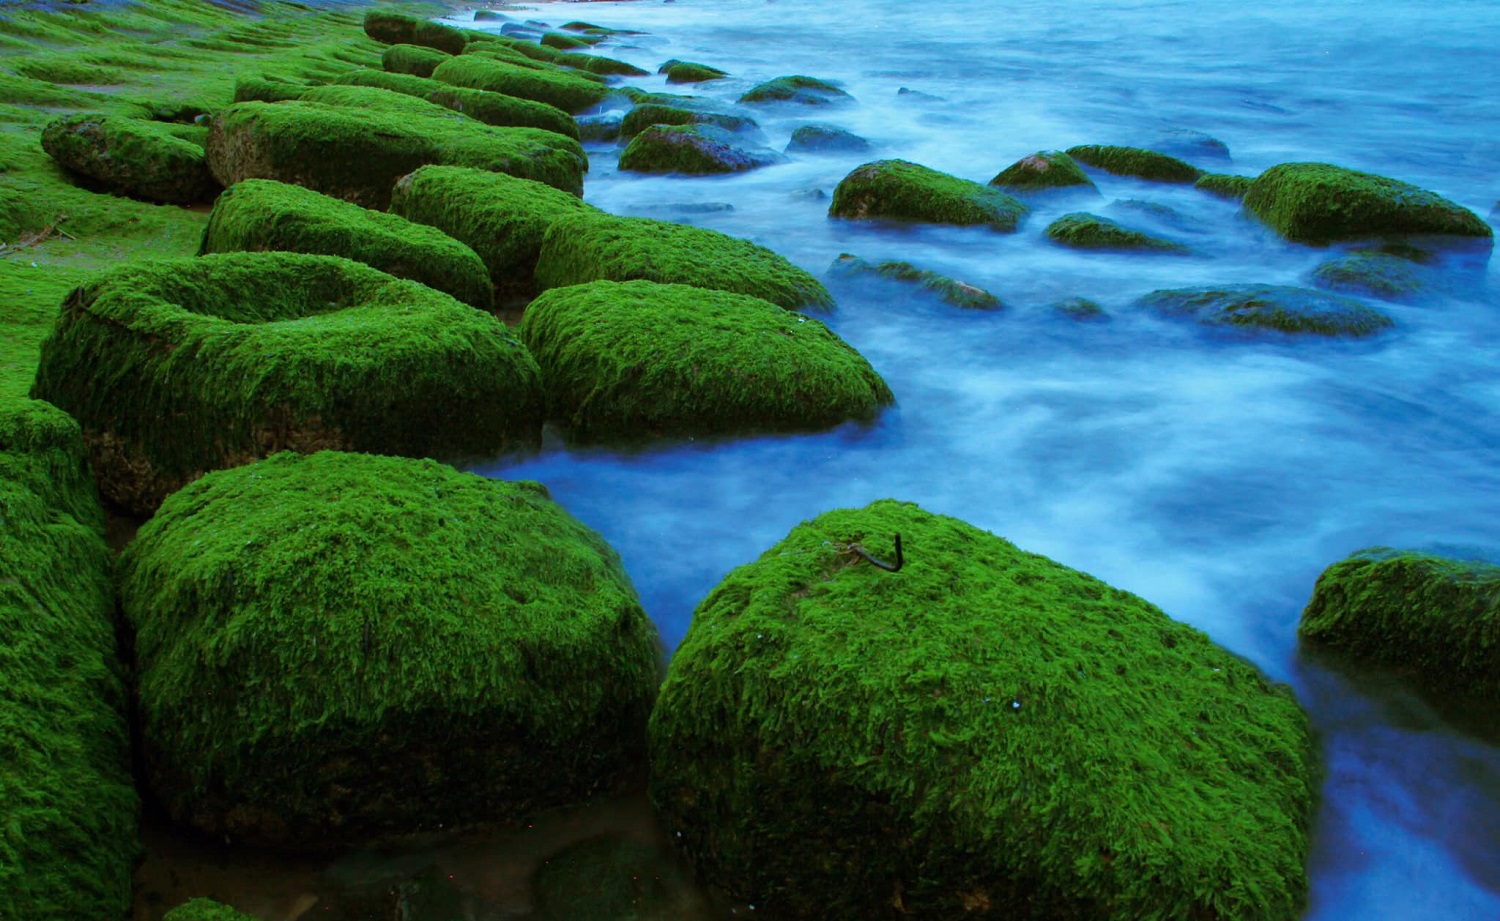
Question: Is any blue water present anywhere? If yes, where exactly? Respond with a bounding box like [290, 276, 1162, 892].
[459, 1, 1500, 917]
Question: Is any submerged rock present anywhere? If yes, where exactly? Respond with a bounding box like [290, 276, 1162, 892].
[534, 836, 699, 920]
[1066, 144, 1203, 183]
[830, 159, 1028, 231]
[1133, 283, 1394, 337]
[1309, 251, 1426, 301]
[739, 74, 852, 106]
[619, 124, 780, 174]
[1052, 296, 1108, 321]
[1244, 162, 1493, 244]
[1149, 127, 1231, 162]
[786, 123, 870, 153]
[988, 149, 1096, 194]
[1194, 172, 1254, 201]
[649, 499, 1317, 920]
[42, 113, 218, 204]
[829, 254, 1001, 309]
[1045, 212, 1188, 252]
[576, 112, 623, 142]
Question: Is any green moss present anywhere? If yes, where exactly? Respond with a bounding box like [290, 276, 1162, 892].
[1133, 284, 1394, 337]
[1194, 173, 1254, 201]
[120, 450, 660, 847]
[161, 899, 257, 921]
[541, 31, 598, 51]
[519, 280, 892, 442]
[0, 400, 138, 921]
[41, 113, 218, 204]
[12, 53, 126, 86]
[382, 42, 452, 78]
[1045, 212, 1188, 253]
[554, 52, 650, 78]
[431, 55, 612, 115]
[830, 254, 1001, 310]
[336, 69, 579, 140]
[1309, 251, 1425, 301]
[535, 213, 834, 311]
[205, 99, 585, 208]
[1300, 548, 1500, 704]
[1065, 145, 1203, 183]
[619, 125, 777, 175]
[362, 10, 467, 56]
[989, 150, 1096, 193]
[233, 75, 308, 104]
[200, 178, 493, 311]
[619, 104, 760, 139]
[830, 159, 1029, 232]
[0, 72, 103, 108]
[468, 35, 564, 63]
[663, 61, 727, 84]
[30, 252, 544, 514]
[649, 499, 1316, 921]
[739, 75, 851, 106]
[1244, 162, 1492, 244]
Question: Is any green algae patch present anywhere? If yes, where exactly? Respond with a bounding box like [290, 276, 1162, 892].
[120, 450, 661, 848]
[432, 55, 612, 115]
[830, 159, 1029, 232]
[1195, 172, 1254, 201]
[1134, 284, 1394, 337]
[1300, 548, 1500, 705]
[535, 213, 834, 312]
[619, 105, 761, 140]
[663, 61, 728, 84]
[1244, 162, 1493, 245]
[336, 69, 580, 140]
[519, 280, 892, 442]
[619, 125, 778, 175]
[382, 42, 452, 78]
[162, 899, 257, 921]
[555, 52, 650, 78]
[1309, 251, 1426, 301]
[233, 75, 309, 104]
[362, 10, 467, 56]
[200, 178, 493, 311]
[30, 252, 543, 514]
[41, 113, 218, 204]
[739, 75, 852, 106]
[1045, 212, 1188, 253]
[649, 499, 1317, 921]
[989, 150, 1096, 194]
[1066, 145, 1203, 184]
[829, 254, 1001, 310]
[0, 400, 138, 921]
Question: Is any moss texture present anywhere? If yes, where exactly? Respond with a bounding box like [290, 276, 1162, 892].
[1045, 212, 1188, 253]
[555, 52, 650, 78]
[1299, 548, 1500, 704]
[739, 75, 852, 106]
[30, 252, 543, 514]
[432, 55, 612, 115]
[989, 150, 1096, 194]
[830, 254, 1001, 309]
[362, 10, 466, 56]
[664, 61, 728, 84]
[199, 178, 493, 311]
[619, 125, 777, 175]
[205, 98, 585, 207]
[787, 123, 869, 153]
[161, 899, 257, 921]
[381, 42, 451, 79]
[519, 280, 892, 441]
[120, 450, 661, 847]
[233, 74, 309, 104]
[650, 499, 1316, 920]
[535, 213, 834, 311]
[336, 68, 580, 140]
[830, 159, 1029, 232]
[619, 105, 760, 140]
[1194, 173, 1254, 201]
[541, 30, 597, 51]
[1243, 162, 1492, 244]
[1309, 251, 1425, 301]
[0, 400, 138, 920]
[1065, 145, 1203, 184]
[41, 112, 218, 204]
[1133, 284, 1394, 337]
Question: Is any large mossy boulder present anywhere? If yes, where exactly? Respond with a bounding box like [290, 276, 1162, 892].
[662, 60, 727, 84]
[1065, 144, 1203, 183]
[205, 99, 584, 207]
[989, 150, 1096, 195]
[739, 75, 851, 106]
[29, 253, 544, 515]
[650, 500, 1317, 920]
[161, 899, 257, 921]
[519, 280, 892, 441]
[535, 213, 834, 311]
[619, 125, 778, 175]
[362, 10, 467, 55]
[382, 43, 452, 78]
[1243, 162, 1493, 244]
[830, 159, 1028, 231]
[336, 69, 580, 140]
[1045, 212, 1187, 252]
[0, 401, 138, 920]
[390, 165, 599, 299]
[1300, 548, 1500, 705]
[1133, 283, 1393, 337]
[41, 113, 218, 204]
[120, 450, 661, 848]
[432, 55, 613, 114]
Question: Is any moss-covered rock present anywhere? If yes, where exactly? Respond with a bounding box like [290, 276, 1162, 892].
[988, 150, 1096, 194]
[1309, 251, 1425, 301]
[336, 69, 580, 140]
[619, 104, 762, 140]
[40, 113, 218, 204]
[205, 99, 584, 208]
[120, 450, 660, 847]
[1243, 162, 1493, 244]
[829, 254, 1001, 309]
[362, 10, 467, 55]
[200, 179, 493, 311]
[786, 123, 869, 153]
[649, 499, 1317, 921]
[519, 280, 891, 441]
[1300, 548, 1500, 705]
[555, 52, 650, 78]
[619, 125, 779, 175]
[30, 253, 543, 514]
[1133, 283, 1394, 337]
[1065, 145, 1203, 183]
[577, 113, 623, 143]
[0, 401, 138, 921]
[1194, 172, 1254, 201]
[1045, 212, 1188, 253]
[1053, 296, 1108, 321]
[535, 213, 834, 311]
[663, 60, 728, 84]
[432, 55, 612, 115]
[381, 42, 451, 79]
[542, 30, 601, 51]
[161, 899, 257, 921]
[830, 159, 1028, 231]
[473, 34, 564, 63]
[390, 165, 599, 300]
[739, 74, 852, 106]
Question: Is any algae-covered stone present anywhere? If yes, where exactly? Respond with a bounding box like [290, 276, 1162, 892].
[233, 75, 308, 104]
[432, 55, 612, 114]
[120, 450, 660, 847]
[619, 125, 779, 175]
[830, 159, 1028, 231]
[390, 165, 599, 299]
[1300, 548, 1500, 704]
[162, 899, 257, 921]
[542, 30, 600, 51]
[362, 10, 467, 55]
[1244, 162, 1493, 244]
[336, 69, 580, 140]
[555, 52, 650, 78]
[649, 499, 1317, 920]
[663, 61, 728, 84]
[1066, 144, 1203, 183]
[200, 179, 493, 311]
[577, 113, 623, 142]
[535, 213, 834, 311]
[1045, 212, 1188, 252]
[520, 280, 891, 441]
[41, 113, 218, 204]
[830, 254, 1001, 309]
[989, 150, 1096, 194]
[0, 401, 138, 921]
[1195, 172, 1253, 201]
[740, 74, 852, 106]
[786, 124, 869, 153]
[382, 43, 451, 78]
[619, 104, 762, 140]
[1309, 251, 1425, 301]
[1134, 283, 1393, 337]
[30, 253, 544, 514]
[205, 99, 584, 207]
[1053, 296, 1108, 321]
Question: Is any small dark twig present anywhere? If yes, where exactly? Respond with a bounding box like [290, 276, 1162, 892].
[851, 532, 903, 572]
